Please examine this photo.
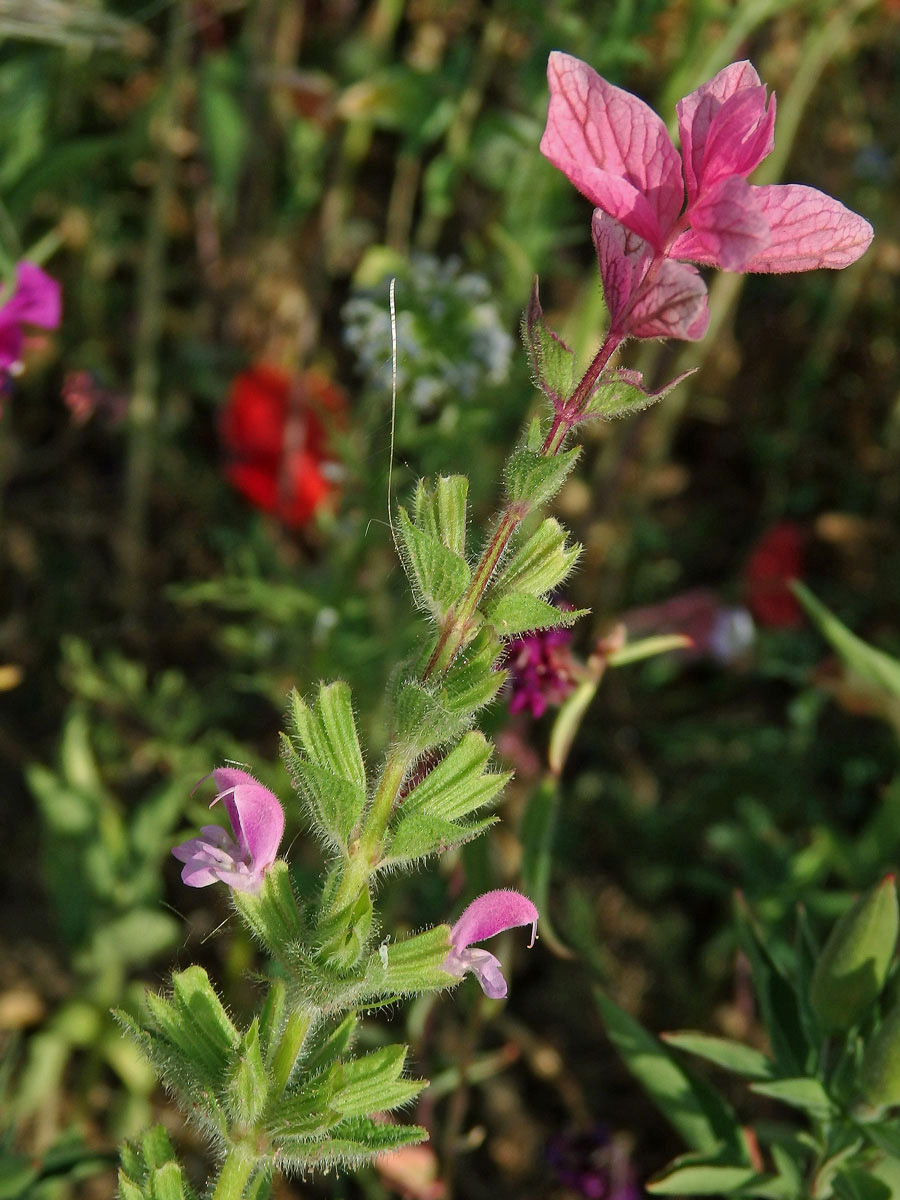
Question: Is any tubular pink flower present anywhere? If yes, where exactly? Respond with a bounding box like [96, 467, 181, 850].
[0, 262, 61, 375]
[541, 53, 873, 344]
[172, 766, 285, 894]
[444, 889, 539, 999]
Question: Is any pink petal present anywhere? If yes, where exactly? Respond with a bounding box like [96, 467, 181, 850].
[460, 948, 509, 999]
[690, 86, 775, 199]
[738, 184, 874, 272]
[684, 175, 771, 271]
[541, 51, 683, 248]
[9, 263, 61, 329]
[450, 889, 538, 952]
[592, 213, 709, 341]
[629, 259, 710, 341]
[677, 61, 766, 200]
[0, 319, 23, 370]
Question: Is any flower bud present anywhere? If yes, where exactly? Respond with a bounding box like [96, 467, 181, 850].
[810, 875, 898, 1033]
[861, 1001, 900, 1110]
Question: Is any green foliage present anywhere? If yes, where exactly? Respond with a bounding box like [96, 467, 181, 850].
[118, 1127, 197, 1200]
[523, 278, 578, 408]
[490, 517, 581, 602]
[383, 733, 510, 869]
[504, 422, 581, 508]
[582, 366, 695, 421]
[283, 683, 368, 853]
[810, 876, 898, 1032]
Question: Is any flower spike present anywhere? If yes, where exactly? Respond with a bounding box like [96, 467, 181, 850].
[444, 890, 539, 999]
[172, 766, 285, 894]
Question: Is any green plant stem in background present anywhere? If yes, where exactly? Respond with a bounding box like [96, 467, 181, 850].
[211, 1147, 257, 1200]
[119, 0, 190, 615]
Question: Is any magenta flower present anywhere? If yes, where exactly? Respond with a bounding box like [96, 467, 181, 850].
[444, 889, 539, 999]
[541, 54, 873, 341]
[506, 623, 576, 719]
[0, 262, 61, 377]
[172, 767, 285, 894]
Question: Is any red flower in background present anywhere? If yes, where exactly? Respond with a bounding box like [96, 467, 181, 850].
[743, 522, 806, 628]
[221, 365, 346, 528]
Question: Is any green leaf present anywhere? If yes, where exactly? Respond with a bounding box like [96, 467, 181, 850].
[734, 897, 810, 1076]
[227, 1019, 269, 1126]
[413, 476, 469, 556]
[327, 1045, 423, 1120]
[301, 1014, 356, 1077]
[648, 1156, 771, 1195]
[504, 444, 581, 508]
[285, 682, 367, 848]
[483, 593, 587, 639]
[661, 1031, 775, 1080]
[198, 52, 250, 221]
[811, 875, 898, 1033]
[595, 989, 743, 1156]
[607, 634, 693, 668]
[750, 1077, 835, 1117]
[167, 966, 239, 1069]
[833, 1169, 893, 1200]
[491, 518, 581, 600]
[232, 861, 304, 960]
[397, 507, 471, 619]
[792, 581, 900, 700]
[386, 811, 497, 867]
[399, 733, 509, 822]
[364, 926, 455, 995]
[148, 1161, 186, 1200]
[582, 366, 694, 421]
[289, 1116, 427, 1169]
[441, 629, 507, 717]
[523, 277, 578, 406]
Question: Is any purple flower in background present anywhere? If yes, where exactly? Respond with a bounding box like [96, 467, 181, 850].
[444, 889, 538, 999]
[547, 1125, 641, 1200]
[172, 767, 285, 894]
[0, 262, 61, 379]
[507, 622, 576, 718]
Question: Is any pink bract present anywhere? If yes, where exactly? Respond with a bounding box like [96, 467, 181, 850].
[444, 889, 538, 999]
[172, 766, 285, 894]
[540, 53, 873, 343]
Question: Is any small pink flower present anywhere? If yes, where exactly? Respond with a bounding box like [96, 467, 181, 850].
[541, 54, 873, 341]
[444, 889, 538, 999]
[0, 262, 61, 377]
[172, 767, 285, 894]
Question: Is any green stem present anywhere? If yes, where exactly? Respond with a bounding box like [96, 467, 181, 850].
[270, 1009, 312, 1096]
[119, 0, 190, 613]
[211, 1148, 256, 1200]
[357, 748, 413, 862]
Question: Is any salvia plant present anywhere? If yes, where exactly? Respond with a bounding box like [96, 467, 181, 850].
[116, 54, 884, 1200]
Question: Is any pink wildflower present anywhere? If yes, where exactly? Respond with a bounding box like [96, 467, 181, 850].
[506, 623, 577, 718]
[444, 889, 538, 999]
[541, 54, 873, 341]
[172, 767, 285, 894]
[0, 263, 61, 379]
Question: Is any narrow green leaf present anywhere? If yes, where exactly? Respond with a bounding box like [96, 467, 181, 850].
[792, 581, 900, 700]
[301, 1014, 356, 1077]
[435, 475, 468, 556]
[227, 1019, 269, 1126]
[648, 1159, 770, 1195]
[364, 926, 456, 995]
[285, 683, 367, 847]
[504, 444, 581, 508]
[293, 1117, 427, 1168]
[399, 732, 509, 821]
[583, 366, 694, 421]
[750, 1077, 835, 1117]
[734, 897, 810, 1076]
[386, 811, 497, 866]
[149, 1161, 186, 1200]
[142, 1127, 177, 1171]
[523, 278, 578, 406]
[484, 592, 587, 639]
[170, 966, 239, 1063]
[661, 1032, 774, 1080]
[491, 518, 581, 600]
[833, 1168, 893, 1200]
[607, 634, 693, 668]
[397, 507, 471, 618]
[328, 1045, 423, 1119]
[595, 989, 743, 1156]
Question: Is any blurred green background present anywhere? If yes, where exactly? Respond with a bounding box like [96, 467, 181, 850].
[1, 1, 898, 1196]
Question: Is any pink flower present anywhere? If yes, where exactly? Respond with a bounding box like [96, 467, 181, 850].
[444, 889, 538, 999]
[541, 54, 873, 341]
[172, 767, 285, 894]
[0, 262, 61, 377]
